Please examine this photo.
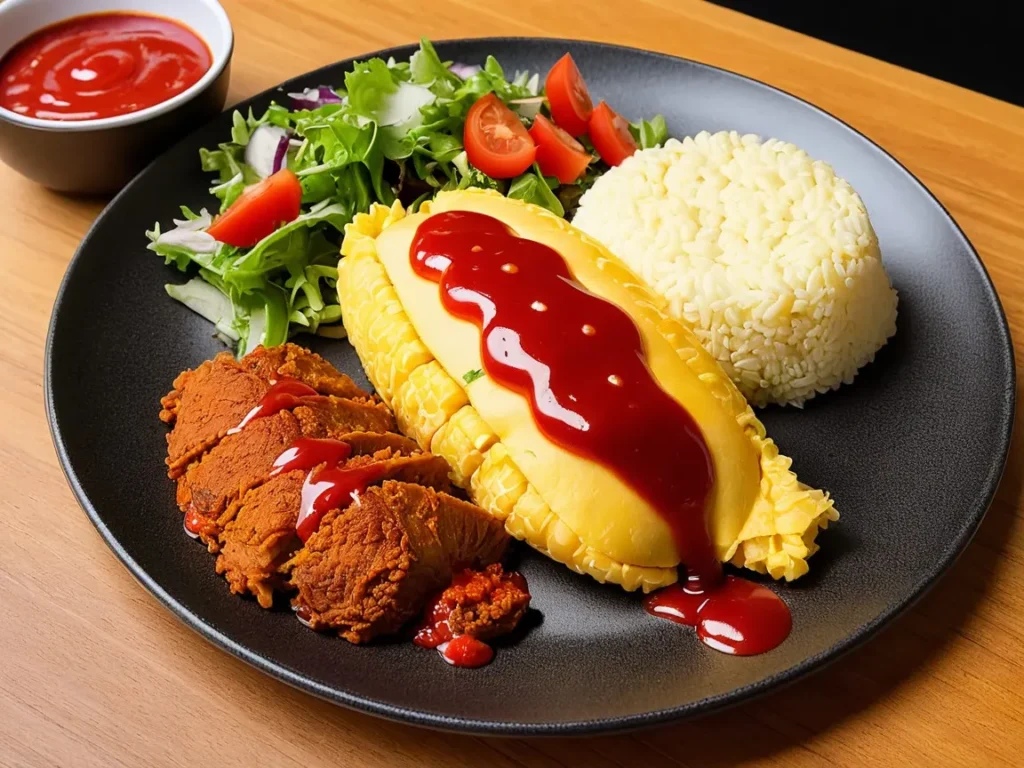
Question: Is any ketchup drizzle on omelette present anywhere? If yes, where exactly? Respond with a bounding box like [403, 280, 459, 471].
[412, 210, 792, 656]
[411, 210, 719, 583]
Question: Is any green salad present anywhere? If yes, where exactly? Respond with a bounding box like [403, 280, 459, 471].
[147, 39, 667, 355]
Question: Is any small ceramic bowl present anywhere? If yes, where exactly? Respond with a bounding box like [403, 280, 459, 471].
[0, 0, 233, 195]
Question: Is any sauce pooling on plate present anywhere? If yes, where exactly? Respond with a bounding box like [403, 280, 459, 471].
[411, 210, 718, 581]
[0, 12, 211, 121]
[643, 573, 792, 655]
[411, 210, 792, 655]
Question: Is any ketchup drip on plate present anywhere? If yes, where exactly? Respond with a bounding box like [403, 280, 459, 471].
[228, 379, 320, 434]
[411, 210, 792, 656]
[411, 210, 718, 582]
[0, 13, 212, 121]
[413, 569, 474, 649]
[643, 572, 791, 656]
[413, 568, 529, 669]
[440, 636, 494, 668]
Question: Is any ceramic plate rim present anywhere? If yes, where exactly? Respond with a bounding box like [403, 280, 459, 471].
[44, 37, 1016, 736]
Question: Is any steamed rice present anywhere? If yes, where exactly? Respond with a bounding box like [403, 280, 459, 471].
[573, 130, 898, 407]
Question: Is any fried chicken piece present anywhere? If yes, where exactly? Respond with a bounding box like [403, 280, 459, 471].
[214, 470, 304, 609]
[291, 395, 395, 437]
[339, 431, 419, 457]
[177, 398, 401, 549]
[444, 564, 531, 641]
[161, 353, 271, 477]
[161, 346, 368, 478]
[287, 481, 509, 644]
[178, 411, 300, 548]
[240, 343, 366, 400]
[216, 455, 453, 608]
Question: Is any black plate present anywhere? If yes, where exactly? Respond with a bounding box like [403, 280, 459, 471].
[46, 39, 1015, 735]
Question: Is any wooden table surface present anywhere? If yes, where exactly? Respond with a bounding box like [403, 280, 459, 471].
[2, 1, 1022, 766]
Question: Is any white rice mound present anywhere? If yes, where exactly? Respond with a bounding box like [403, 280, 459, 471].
[573, 130, 898, 407]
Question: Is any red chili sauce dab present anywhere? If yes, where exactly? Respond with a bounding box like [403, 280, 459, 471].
[413, 572, 495, 669]
[411, 210, 792, 656]
[0, 13, 211, 121]
[228, 379, 320, 434]
[413, 567, 531, 668]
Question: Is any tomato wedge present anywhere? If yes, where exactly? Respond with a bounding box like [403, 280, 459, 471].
[529, 114, 592, 184]
[463, 93, 536, 179]
[207, 169, 302, 248]
[588, 102, 638, 167]
[545, 53, 593, 137]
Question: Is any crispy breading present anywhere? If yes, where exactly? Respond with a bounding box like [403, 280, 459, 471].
[177, 397, 402, 550]
[445, 564, 531, 641]
[240, 343, 367, 400]
[287, 481, 508, 644]
[162, 353, 271, 477]
[215, 469, 304, 608]
[291, 396, 396, 437]
[217, 455, 453, 608]
[161, 346, 368, 478]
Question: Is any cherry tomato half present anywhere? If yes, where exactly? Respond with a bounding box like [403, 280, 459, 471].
[463, 93, 536, 179]
[545, 53, 593, 137]
[207, 169, 303, 248]
[588, 101, 638, 167]
[528, 114, 592, 184]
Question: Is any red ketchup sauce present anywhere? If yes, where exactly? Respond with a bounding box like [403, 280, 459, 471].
[228, 379, 319, 435]
[0, 13, 212, 121]
[413, 569, 528, 669]
[441, 635, 494, 668]
[411, 210, 792, 656]
[643, 574, 792, 656]
[297, 462, 386, 543]
[270, 437, 352, 478]
[412, 211, 718, 580]
[414, 592, 494, 669]
[267, 436, 384, 543]
[413, 569, 474, 649]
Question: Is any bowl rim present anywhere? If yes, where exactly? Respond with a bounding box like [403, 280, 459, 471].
[0, 0, 234, 133]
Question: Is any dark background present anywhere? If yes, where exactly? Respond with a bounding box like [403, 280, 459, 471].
[710, 1, 1021, 107]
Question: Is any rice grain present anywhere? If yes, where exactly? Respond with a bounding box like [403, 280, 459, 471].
[573, 131, 898, 407]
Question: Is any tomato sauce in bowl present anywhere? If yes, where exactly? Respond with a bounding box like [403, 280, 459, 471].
[0, 12, 211, 121]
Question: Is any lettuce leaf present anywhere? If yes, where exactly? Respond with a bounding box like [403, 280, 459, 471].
[507, 164, 565, 217]
[148, 38, 667, 353]
[631, 115, 668, 149]
[409, 38, 462, 96]
[344, 58, 398, 118]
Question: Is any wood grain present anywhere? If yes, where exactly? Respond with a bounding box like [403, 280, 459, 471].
[2, 1, 1022, 766]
